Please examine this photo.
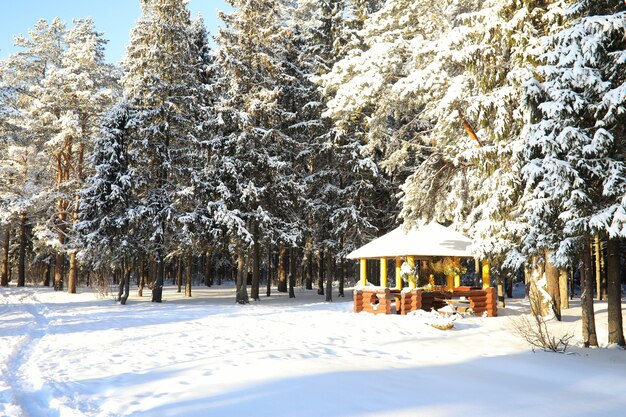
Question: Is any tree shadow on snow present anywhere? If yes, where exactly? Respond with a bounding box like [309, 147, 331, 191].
[107, 352, 626, 417]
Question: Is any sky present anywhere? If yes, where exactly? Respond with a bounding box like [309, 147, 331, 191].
[0, 0, 232, 64]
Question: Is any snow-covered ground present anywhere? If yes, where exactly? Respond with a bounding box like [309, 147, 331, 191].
[1, 284, 625, 417]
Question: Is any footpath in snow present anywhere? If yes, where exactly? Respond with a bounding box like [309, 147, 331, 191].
[1, 285, 625, 417]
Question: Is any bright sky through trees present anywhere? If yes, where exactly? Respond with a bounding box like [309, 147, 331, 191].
[0, 0, 231, 63]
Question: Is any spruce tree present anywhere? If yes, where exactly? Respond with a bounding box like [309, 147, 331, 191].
[215, 0, 305, 303]
[120, 0, 203, 302]
[520, 0, 626, 346]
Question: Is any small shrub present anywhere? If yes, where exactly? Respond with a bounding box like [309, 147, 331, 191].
[512, 296, 573, 353]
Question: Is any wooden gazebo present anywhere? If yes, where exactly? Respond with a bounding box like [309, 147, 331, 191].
[347, 223, 497, 316]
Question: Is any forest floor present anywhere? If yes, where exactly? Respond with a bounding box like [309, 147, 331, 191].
[0, 283, 625, 417]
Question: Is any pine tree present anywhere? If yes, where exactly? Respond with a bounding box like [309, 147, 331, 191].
[120, 0, 203, 302]
[45, 18, 118, 293]
[0, 17, 117, 291]
[311, 0, 392, 275]
[215, 0, 306, 303]
[520, 0, 626, 346]
[77, 103, 136, 268]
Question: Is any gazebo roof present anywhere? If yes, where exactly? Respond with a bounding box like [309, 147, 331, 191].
[346, 222, 474, 260]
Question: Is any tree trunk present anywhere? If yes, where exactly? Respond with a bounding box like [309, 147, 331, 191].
[118, 261, 131, 305]
[474, 258, 481, 288]
[305, 251, 313, 290]
[527, 256, 548, 316]
[317, 250, 324, 295]
[42, 262, 51, 287]
[185, 255, 192, 297]
[68, 251, 78, 294]
[205, 249, 212, 287]
[236, 250, 249, 304]
[497, 276, 505, 308]
[1, 228, 9, 287]
[559, 269, 569, 310]
[325, 254, 333, 302]
[117, 268, 124, 301]
[277, 247, 287, 293]
[70, 142, 84, 295]
[581, 237, 598, 347]
[55, 252, 64, 291]
[152, 259, 164, 303]
[138, 260, 146, 296]
[544, 249, 561, 321]
[339, 259, 345, 297]
[594, 237, 603, 300]
[176, 256, 183, 293]
[266, 246, 272, 297]
[606, 239, 624, 346]
[251, 228, 260, 300]
[17, 213, 26, 287]
[121, 266, 131, 305]
[599, 241, 607, 300]
[288, 248, 296, 299]
[523, 263, 531, 299]
[505, 273, 513, 298]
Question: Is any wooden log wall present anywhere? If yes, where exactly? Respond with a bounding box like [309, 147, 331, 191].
[353, 288, 392, 315]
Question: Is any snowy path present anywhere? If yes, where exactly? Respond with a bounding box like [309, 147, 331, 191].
[0, 289, 64, 417]
[1, 286, 625, 417]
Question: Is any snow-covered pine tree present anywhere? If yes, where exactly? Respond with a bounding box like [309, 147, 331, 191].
[214, 0, 306, 303]
[0, 17, 117, 291]
[289, 0, 347, 299]
[520, 0, 626, 346]
[120, 0, 203, 302]
[322, 0, 570, 305]
[0, 79, 19, 287]
[0, 18, 67, 289]
[77, 103, 138, 303]
[311, 0, 393, 283]
[42, 18, 118, 293]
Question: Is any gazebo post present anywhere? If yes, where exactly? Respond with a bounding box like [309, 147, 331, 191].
[380, 258, 387, 287]
[408, 256, 416, 290]
[395, 258, 402, 290]
[482, 259, 490, 289]
[446, 275, 454, 291]
[360, 259, 367, 286]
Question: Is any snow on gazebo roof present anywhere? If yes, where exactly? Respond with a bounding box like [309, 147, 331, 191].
[346, 222, 474, 260]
